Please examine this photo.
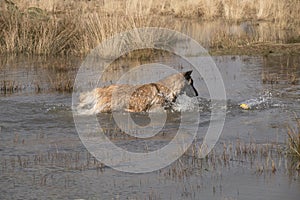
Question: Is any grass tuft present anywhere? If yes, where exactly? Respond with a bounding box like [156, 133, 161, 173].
[287, 114, 300, 170]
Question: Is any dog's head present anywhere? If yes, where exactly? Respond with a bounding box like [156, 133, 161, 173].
[181, 70, 198, 97]
[158, 70, 198, 100]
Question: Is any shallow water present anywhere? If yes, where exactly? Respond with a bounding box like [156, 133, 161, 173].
[1, 51, 299, 199]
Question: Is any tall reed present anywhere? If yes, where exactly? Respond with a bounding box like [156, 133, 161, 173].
[287, 115, 300, 169]
[0, 0, 299, 56]
[0, 7, 80, 55]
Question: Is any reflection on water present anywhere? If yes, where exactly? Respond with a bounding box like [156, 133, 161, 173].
[0, 55, 79, 93]
[175, 20, 300, 49]
[262, 54, 300, 86]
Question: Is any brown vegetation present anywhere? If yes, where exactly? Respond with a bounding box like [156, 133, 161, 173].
[0, 0, 299, 56]
[287, 115, 300, 170]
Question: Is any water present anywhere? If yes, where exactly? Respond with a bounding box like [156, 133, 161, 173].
[1, 53, 299, 199]
[1, 37, 300, 199]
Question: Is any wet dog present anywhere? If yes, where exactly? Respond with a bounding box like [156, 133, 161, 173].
[78, 70, 198, 113]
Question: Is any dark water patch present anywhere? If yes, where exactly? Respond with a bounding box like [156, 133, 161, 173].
[97, 112, 180, 153]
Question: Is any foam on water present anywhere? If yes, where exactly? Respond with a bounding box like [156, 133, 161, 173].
[172, 94, 202, 112]
[44, 103, 70, 113]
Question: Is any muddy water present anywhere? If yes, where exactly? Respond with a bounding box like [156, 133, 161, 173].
[1, 52, 299, 199]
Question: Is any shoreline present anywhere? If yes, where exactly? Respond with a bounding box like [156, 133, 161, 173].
[1, 42, 300, 58]
[210, 43, 300, 56]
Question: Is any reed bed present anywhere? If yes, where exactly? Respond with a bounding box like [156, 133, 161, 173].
[287, 115, 300, 170]
[0, 0, 299, 56]
[9, 0, 300, 23]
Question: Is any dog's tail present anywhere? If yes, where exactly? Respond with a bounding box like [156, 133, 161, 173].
[77, 88, 113, 114]
[76, 89, 100, 114]
[78, 90, 96, 109]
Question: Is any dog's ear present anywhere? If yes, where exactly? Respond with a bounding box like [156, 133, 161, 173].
[183, 70, 193, 80]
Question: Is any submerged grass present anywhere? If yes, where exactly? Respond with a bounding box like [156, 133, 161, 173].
[0, 0, 299, 56]
[287, 115, 300, 170]
[1, 137, 290, 187]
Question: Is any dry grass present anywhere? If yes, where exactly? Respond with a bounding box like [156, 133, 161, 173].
[0, 1, 176, 55]
[9, 0, 299, 23]
[0, 0, 299, 56]
[0, 7, 79, 55]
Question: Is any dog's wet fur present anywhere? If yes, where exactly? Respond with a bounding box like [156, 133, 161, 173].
[78, 70, 198, 113]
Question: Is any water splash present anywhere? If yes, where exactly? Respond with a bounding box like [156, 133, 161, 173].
[44, 103, 70, 113]
[239, 90, 275, 110]
[172, 94, 198, 112]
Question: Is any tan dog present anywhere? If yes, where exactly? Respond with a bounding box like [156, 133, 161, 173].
[78, 70, 198, 113]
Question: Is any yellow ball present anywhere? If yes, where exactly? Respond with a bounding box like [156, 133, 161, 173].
[240, 103, 249, 110]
